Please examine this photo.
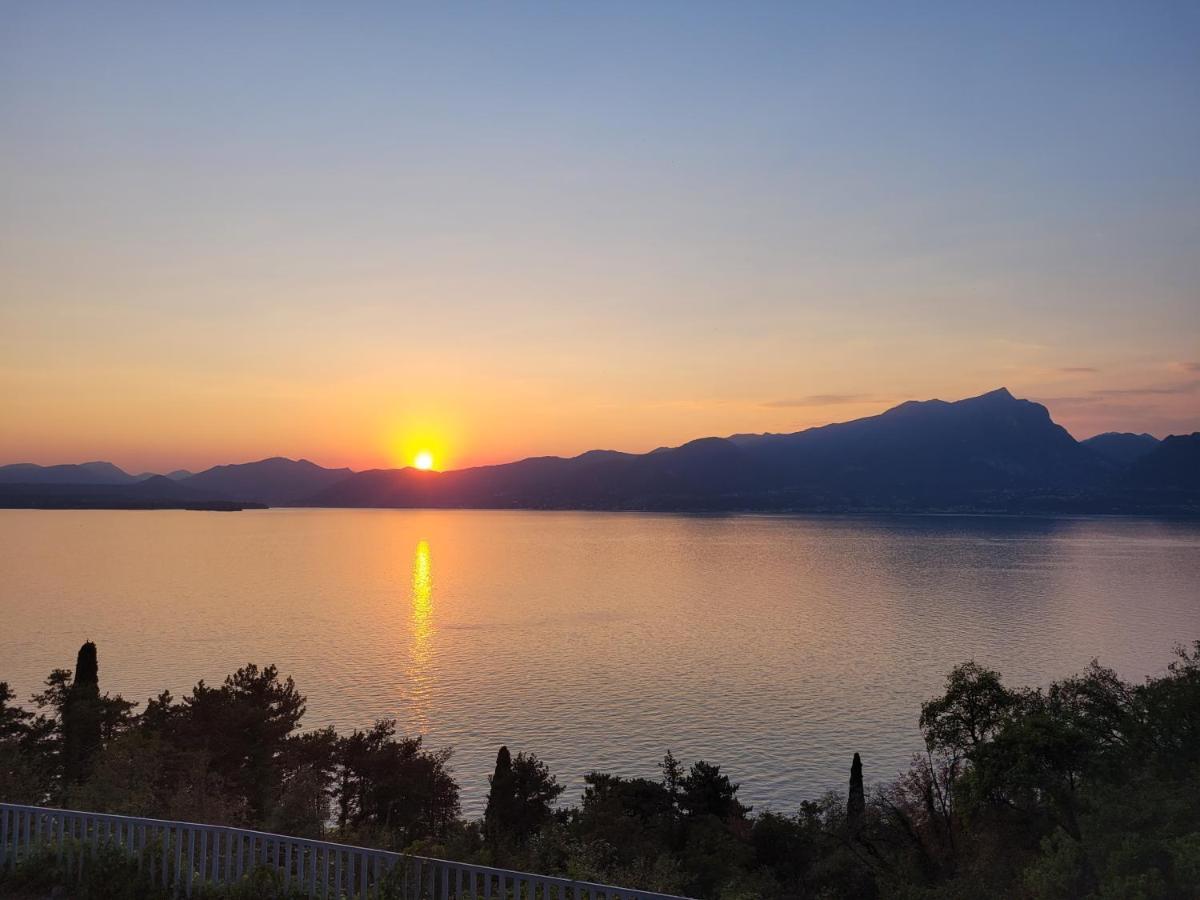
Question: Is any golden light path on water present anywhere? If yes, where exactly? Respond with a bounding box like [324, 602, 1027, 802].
[405, 539, 434, 735]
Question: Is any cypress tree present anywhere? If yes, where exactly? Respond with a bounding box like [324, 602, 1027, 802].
[62, 641, 103, 785]
[847, 752, 865, 835]
[485, 745, 514, 842]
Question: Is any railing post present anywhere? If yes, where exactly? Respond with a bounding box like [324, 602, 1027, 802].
[161, 824, 169, 888]
[173, 824, 182, 894]
[188, 827, 197, 896]
[63, 813, 72, 875]
[200, 827, 210, 887]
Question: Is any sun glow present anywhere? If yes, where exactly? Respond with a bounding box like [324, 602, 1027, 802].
[414, 450, 434, 471]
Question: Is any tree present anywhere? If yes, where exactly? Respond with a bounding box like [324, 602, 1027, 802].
[1136, 641, 1200, 772]
[334, 721, 459, 845]
[0, 682, 43, 803]
[176, 663, 307, 821]
[679, 760, 748, 821]
[272, 727, 338, 837]
[485, 746, 563, 844]
[920, 661, 1018, 756]
[659, 749, 684, 811]
[0, 682, 32, 742]
[62, 642, 103, 784]
[485, 745, 515, 844]
[847, 752, 865, 835]
[577, 772, 675, 865]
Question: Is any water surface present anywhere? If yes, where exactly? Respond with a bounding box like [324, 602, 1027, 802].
[1, 509, 1197, 814]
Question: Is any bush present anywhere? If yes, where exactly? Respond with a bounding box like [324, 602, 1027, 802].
[0, 842, 167, 900]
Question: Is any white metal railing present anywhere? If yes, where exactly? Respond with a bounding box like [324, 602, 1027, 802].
[0, 803, 693, 899]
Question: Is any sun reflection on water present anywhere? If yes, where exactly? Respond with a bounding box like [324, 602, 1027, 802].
[406, 539, 434, 732]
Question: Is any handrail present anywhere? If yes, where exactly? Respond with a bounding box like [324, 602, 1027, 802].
[0, 803, 694, 899]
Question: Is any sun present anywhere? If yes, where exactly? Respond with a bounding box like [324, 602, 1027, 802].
[413, 451, 434, 471]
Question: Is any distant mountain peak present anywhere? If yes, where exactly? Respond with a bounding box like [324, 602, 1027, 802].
[880, 387, 1023, 420]
[949, 387, 1020, 407]
[1082, 431, 1162, 466]
[0, 461, 137, 486]
[180, 456, 355, 505]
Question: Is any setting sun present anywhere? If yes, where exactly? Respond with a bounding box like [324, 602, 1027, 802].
[414, 451, 434, 471]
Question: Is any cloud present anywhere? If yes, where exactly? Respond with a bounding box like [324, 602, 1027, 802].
[1091, 381, 1199, 397]
[992, 339, 1049, 353]
[1171, 361, 1200, 373]
[1036, 396, 1100, 406]
[1057, 366, 1098, 374]
[762, 394, 878, 408]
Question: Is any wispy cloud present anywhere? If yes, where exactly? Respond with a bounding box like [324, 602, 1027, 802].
[1091, 381, 1199, 397]
[1036, 396, 1099, 406]
[762, 394, 880, 409]
[992, 339, 1049, 353]
[1057, 366, 1098, 374]
[1171, 361, 1200, 374]
[1034, 379, 1200, 408]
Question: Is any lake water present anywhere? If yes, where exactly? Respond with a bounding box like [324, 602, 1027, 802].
[1, 508, 1197, 815]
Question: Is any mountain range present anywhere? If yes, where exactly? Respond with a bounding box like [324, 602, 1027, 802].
[1, 388, 1196, 513]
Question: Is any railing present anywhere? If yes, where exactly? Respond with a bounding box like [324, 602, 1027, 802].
[0, 803, 693, 900]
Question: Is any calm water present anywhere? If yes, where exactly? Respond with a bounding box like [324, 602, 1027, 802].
[2, 509, 1198, 814]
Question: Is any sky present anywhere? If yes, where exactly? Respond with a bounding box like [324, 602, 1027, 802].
[2, 2, 1198, 473]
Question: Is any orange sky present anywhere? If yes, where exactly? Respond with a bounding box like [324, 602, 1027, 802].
[3, 341, 1197, 474]
[2, 6, 1198, 474]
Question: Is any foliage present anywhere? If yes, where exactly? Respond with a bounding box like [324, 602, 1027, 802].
[485, 745, 563, 846]
[0, 842, 168, 899]
[2, 639, 1198, 899]
[0, 843, 310, 900]
[334, 719, 459, 846]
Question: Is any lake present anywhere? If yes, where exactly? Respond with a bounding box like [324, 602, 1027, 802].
[1, 508, 1197, 815]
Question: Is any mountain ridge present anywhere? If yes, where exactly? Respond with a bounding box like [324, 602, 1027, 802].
[3, 389, 1196, 513]
[178, 457, 355, 505]
[1081, 432, 1161, 466]
[306, 389, 1195, 513]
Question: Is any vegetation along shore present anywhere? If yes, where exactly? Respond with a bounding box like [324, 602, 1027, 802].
[2, 639, 1198, 898]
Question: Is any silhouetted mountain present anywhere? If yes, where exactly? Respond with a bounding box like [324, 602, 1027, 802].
[1082, 432, 1160, 466]
[308, 449, 643, 509]
[180, 457, 354, 505]
[308, 389, 1148, 512]
[725, 387, 1109, 500]
[5, 391, 1194, 513]
[134, 469, 195, 481]
[0, 461, 137, 485]
[0, 475, 264, 510]
[1122, 433, 1200, 493]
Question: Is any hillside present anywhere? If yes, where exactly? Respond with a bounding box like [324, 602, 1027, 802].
[180, 457, 354, 505]
[308, 388, 1163, 512]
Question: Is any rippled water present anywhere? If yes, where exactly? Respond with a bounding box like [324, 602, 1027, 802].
[1, 509, 1197, 814]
